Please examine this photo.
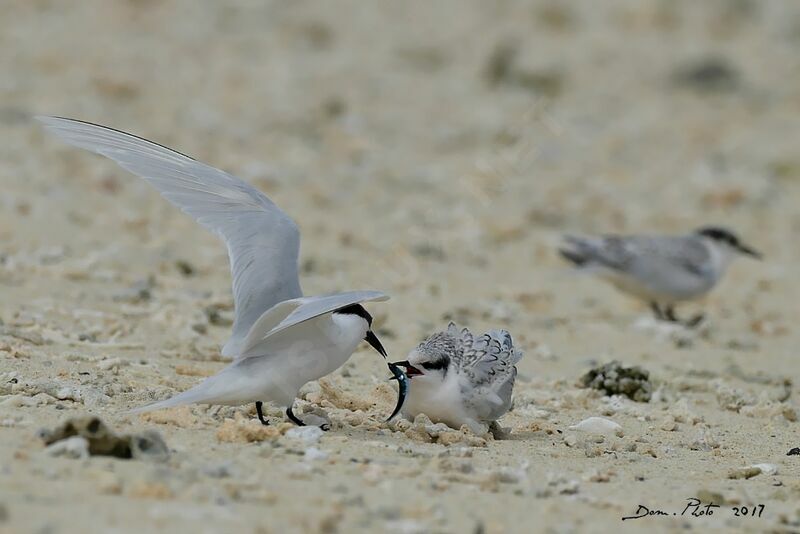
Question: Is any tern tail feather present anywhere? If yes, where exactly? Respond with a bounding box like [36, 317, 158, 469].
[559, 234, 624, 273]
[559, 235, 595, 266]
[128, 379, 224, 414]
[128, 365, 261, 414]
[559, 246, 589, 267]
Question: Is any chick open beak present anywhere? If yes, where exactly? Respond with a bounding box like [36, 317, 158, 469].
[390, 360, 423, 378]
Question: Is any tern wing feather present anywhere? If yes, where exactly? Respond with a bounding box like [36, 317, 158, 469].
[239, 291, 389, 357]
[236, 299, 306, 356]
[662, 237, 713, 277]
[453, 328, 521, 390]
[453, 327, 521, 421]
[623, 235, 714, 279]
[36, 116, 303, 358]
[563, 234, 713, 279]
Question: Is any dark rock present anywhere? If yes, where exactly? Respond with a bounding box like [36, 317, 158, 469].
[580, 361, 652, 402]
[484, 40, 565, 97]
[38, 416, 168, 461]
[674, 58, 739, 92]
[204, 304, 233, 327]
[485, 41, 518, 87]
[112, 276, 155, 303]
[175, 259, 195, 277]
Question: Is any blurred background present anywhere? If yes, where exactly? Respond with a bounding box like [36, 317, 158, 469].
[4, 0, 798, 348]
[2, 1, 800, 531]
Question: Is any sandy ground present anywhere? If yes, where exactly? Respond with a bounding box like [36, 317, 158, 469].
[2, 1, 800, 532]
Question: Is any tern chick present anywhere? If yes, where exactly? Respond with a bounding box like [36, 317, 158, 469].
[37, 116, 396, 428]
[559, 226, 761, 326]
[393, 323, 522, 434]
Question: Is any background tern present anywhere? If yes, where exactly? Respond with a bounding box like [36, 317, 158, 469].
[559, 226, 761, 327]
[37, 116, 403, 427]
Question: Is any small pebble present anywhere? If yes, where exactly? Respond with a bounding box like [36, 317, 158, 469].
[97, 357, 126, 371]
[304, 447, 329, 462]
[751, 463, 778, 476]
[660, 417, 677, 431]
[54, 386, 82, 402]
[203, 463, 234, 478]
[728, 465, 769, 479]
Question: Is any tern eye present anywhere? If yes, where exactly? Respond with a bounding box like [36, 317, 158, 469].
[421, 360, 446, 371]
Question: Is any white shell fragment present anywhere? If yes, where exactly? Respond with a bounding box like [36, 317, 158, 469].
[750, 463, 778, 476]
[45, 436, 90, 459]
[303, 447, 329, 462]
[568, 417, 624, 437]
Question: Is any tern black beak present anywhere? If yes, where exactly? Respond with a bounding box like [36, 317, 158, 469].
[364, 330, 387, 358]
[391, 360, 423, 378]
[737, 243, 762, 259]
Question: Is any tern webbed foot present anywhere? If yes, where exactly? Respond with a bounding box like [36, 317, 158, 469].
[664, 305, 704, 329]
[664, 305, 679, 323]
[285, 403, 330, 431]
[256, 401, 269, 426]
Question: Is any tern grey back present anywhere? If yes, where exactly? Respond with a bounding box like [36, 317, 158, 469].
[561, 233, 717, 300]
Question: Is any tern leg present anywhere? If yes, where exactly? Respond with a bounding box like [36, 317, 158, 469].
[664, 306, 704, 329]
[685, 313, 705, 329]
[256, 401, 269, 426]
[650, 302, 665, 321]
[285, 404, 306, 426]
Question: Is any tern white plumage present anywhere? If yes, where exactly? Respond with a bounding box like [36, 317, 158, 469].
[38, 116, 391, 427]
[393, 323, 522, 434]
[559, 226, 761, 326]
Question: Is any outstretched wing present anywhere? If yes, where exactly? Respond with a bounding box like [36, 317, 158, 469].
[239, 290, 389, 357]
[37, 117, 303, 357]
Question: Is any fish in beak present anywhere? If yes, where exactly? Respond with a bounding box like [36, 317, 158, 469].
[362, 330, 408, 421]
[386, 361, 408, 421]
